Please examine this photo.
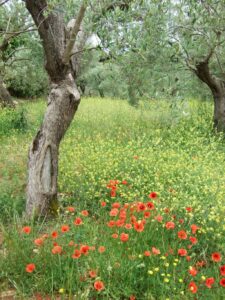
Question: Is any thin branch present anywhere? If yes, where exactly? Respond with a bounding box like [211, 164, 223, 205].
[0, 27, 37, 36]
[5, 58, 31, 67]
[70, 46, 99, 57]
[63, 2, 87, 65]
[5, 47, 31, 61]
[0, 0, 9, 6]
[0, 27, 36, 52]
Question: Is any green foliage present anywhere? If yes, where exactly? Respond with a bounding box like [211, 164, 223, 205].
[0, 107, 28, 136]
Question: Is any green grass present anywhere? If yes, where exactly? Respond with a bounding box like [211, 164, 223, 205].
[0, 97, 225, 299]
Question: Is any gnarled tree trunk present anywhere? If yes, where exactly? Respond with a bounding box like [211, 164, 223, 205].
[213, 90, 225, 131]
[26, 74, 80, 216]
[25, 0, 86, 217]
[194, 59, 225, 132]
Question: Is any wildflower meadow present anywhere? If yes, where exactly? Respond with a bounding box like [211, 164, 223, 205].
[0, 98, 225, 299]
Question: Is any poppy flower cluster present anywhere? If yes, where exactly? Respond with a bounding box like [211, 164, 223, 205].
[19, 186, 225, 298]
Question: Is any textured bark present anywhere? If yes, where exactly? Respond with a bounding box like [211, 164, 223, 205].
[213, 90, 225, 131]
[26, 74, 80, 216]
[25, 0, 86, 217]
[194, 60, 225, 131]
[0, 77, 14, 108]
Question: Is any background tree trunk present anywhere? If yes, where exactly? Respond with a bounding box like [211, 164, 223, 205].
[213, 90, 225, 131]
[0, 77, 14, 107]
[194, 60, 225, 131]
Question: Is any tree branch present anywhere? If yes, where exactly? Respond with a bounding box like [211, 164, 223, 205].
[70, 46, 99, 57]
[5, 58, 31, 67]
[0, 27, 36, 52]
[0, 0, 9, 6]
[62, 3, 87, 65]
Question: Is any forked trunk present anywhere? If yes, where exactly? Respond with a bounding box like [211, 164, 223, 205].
[213, 90, 225, 132]
[26, 74, 80, 216]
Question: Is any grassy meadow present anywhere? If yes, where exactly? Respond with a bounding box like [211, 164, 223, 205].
[0, 98, 225, 299]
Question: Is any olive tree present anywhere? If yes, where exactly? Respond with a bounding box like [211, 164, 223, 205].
[24, 0, 87, 217]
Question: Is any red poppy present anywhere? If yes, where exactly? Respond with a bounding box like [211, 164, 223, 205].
[80, 245, 89, 255]
[26, 263, 35, 273]
[125, 223, 132, 229]
[120, 233, 129, 242]
[155, 215, 163, 222]
[196, 260, 206, 267]
[68, 241, 74, 246]
[220, 278, 225, 287]
[112, 202, 120, 208]
[220, 265, 225, 276]
[34, 238, 44, 246]
[188, 281, 198, 294]
[89, 270, 97, 278]
[205, 277, 215, 288]
[144, 251, 151, 257]
[149, 192, 157, 199]
[109, 208, 119, 217]
[129, 296, 136, 300]
[144, 211, 151, 218]
[165, 221, 175, 230]
[51, 245, 62, 254]
[67, 206, 75, 212]
[124, 203, 129, 209]
[211, 252, 221, 262]
[190, 224, 199, 234]
[116, 219, 124, 227]
[189, 236, 197, 244]
[131, 215, 137, 224]
[98, 246, 106, 253]
[51, 231, 58, 239]
[72, 249, 81, 259]
[178, 248, 187, 256]
[81, 210, 89, 216]
[94, 281, 104, 291]
[178, 230, 187, 240]
[101, 201, 106, 207]
[137, 202, 146, 211]
[186, 256, 191, 262]
[122, 180, 128, 185]
[112, 233, 118, 239]
[146, 202, 155, 210]
[22, 226, 31, 234]
[119, 209, 126, 219]
[61, 225, 70, 233]
[189, 267, 198, 276]
[134, 221, 145, 232]
[107, 220, 115, 227]
[179, 219, 184, 224]
[110, 190, 116, 197]
[186, 207, 192, 212]
[74, 217, 83, 226]
[152, 247, 160, 255]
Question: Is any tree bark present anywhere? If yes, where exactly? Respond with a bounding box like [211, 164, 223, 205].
[0, 76, 14, 108]
[194, 60, 225, 131]
[26, 74, 80, 216]
[212, 89, 225, 131]
[25, 0, 86, 217]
